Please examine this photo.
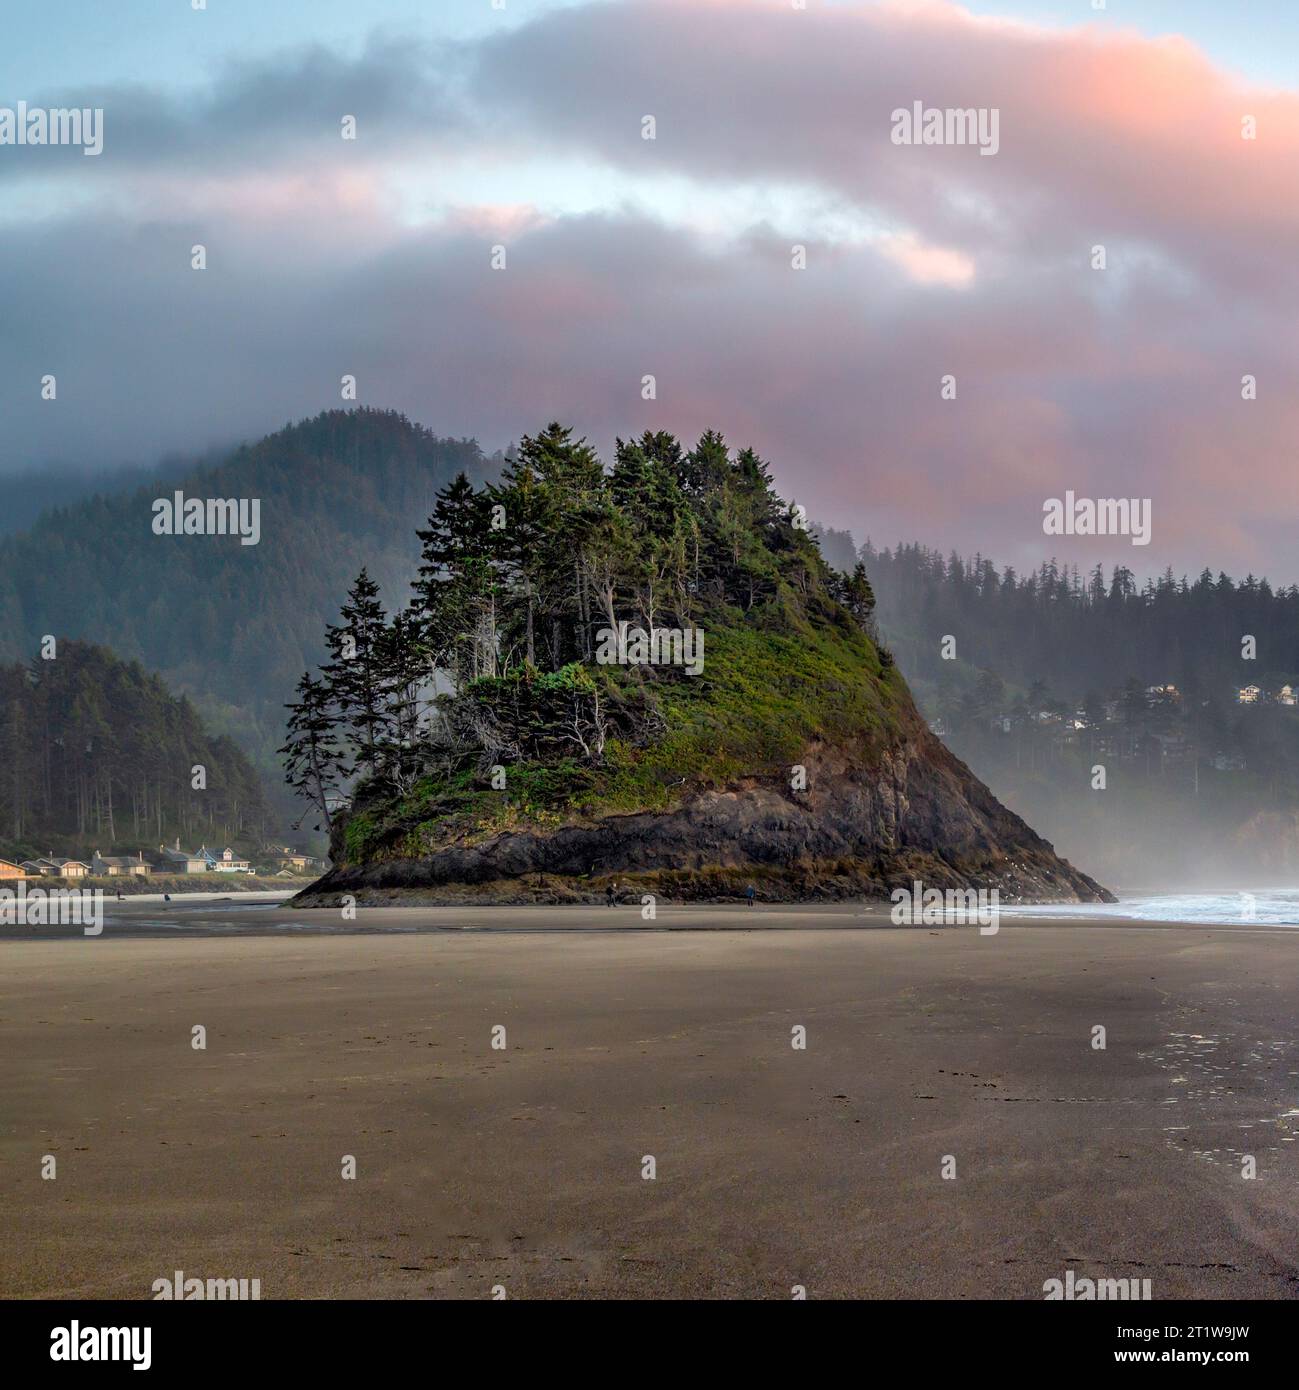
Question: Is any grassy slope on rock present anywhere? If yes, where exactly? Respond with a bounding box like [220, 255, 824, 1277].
[343, 617, 908, 866]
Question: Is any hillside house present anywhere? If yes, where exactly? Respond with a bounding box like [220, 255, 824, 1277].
[1150, 732, 1191, 764]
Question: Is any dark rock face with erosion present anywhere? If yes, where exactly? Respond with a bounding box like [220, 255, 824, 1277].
[295, 705, 1112, 907]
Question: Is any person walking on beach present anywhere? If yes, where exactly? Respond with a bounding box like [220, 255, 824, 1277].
[606, 881, 618, 907]
[745, 883, 756, 908]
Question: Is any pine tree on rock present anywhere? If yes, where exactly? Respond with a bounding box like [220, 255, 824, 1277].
[323, 569, 390, 777]
[279, 671, 346, 831]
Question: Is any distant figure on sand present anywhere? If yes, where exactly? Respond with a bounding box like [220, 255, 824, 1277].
[606, 881, 618, 907]
[745, 883, 756, 908]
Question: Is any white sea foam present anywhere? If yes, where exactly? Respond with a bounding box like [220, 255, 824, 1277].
[1001, 890, 1299, 926]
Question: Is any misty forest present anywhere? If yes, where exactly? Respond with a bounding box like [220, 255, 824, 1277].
[0, 641, 270, 853]
[812, 533, 1299, 883]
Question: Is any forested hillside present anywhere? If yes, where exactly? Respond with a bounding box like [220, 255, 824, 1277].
[0, 410, 496, 775]
[854, 540, 1299, 702]
[810, 532, 1299, 886]
[0, 460, 194, 538]
[0, 641, 270, 856]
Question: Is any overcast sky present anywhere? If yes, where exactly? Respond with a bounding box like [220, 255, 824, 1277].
[4, 0, 1298, 580]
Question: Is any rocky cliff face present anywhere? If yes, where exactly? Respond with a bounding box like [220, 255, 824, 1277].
[295, 703, 1111, 906]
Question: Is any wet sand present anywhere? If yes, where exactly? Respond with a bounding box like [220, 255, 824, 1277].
[3, 906, 1298, 1299]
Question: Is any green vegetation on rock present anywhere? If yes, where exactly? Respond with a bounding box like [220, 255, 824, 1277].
[285, 424, 896, 863]
[284, 423, 1109, 907]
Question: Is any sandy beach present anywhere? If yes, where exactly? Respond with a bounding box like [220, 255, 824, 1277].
[3, 904, 1298, 1299]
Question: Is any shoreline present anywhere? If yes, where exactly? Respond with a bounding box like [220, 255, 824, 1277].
[85, 888, 293, 904]
[2, 876, 304, 897]
[4, 896, 1298, 940]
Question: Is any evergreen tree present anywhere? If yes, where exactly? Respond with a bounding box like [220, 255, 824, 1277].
[322, 569, 390, 776]
[279, 671, 346, 832]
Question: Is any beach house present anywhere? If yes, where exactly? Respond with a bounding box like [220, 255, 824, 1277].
[197, 846, 252, 873]
[91, 851, 152, 877]
[150, 843, 209, 874]
[19, 856, 91, 877]
[273, 850, 322, 872]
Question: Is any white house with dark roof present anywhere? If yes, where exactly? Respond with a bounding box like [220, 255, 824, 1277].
[197, 846, 252, 873]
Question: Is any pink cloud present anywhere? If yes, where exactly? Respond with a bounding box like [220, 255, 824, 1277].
[8, 0, 1299, 583]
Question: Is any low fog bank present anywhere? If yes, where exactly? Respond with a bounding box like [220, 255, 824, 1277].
[954, 742, 1299, 896]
